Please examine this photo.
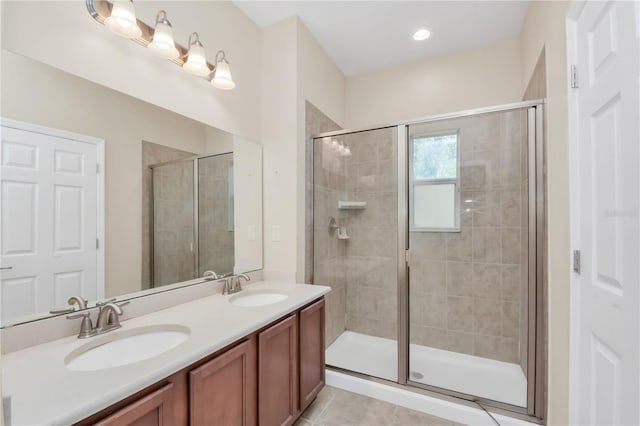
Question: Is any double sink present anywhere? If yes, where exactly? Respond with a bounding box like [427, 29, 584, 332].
[65, 289, 289, 372]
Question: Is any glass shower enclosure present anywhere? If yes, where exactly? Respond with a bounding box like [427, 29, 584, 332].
[150, 152, 235, 287]
[311, 101, 544, 419]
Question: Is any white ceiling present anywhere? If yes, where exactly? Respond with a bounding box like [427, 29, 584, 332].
[233, 1, 529, 76]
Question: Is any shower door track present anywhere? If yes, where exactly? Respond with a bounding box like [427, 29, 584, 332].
[311, 99, 547, 422]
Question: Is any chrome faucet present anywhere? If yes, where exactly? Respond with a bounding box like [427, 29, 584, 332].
[67, 299, 129, 339]
[95, 302, 125, 334]
[222, 273, 250, 295]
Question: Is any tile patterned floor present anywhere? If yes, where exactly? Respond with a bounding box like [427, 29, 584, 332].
[295, 386, 464, 426]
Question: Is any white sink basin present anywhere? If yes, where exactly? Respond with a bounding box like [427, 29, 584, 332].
[229, 290, 289, 307]
[65, 324, 190, 371]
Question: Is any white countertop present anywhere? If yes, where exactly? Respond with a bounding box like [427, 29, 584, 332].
[1, 281, 330, 426]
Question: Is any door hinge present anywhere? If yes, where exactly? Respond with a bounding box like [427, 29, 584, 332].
[96, 163, 100, 173]
[96, 238, 99, 249]
[405, 249, 411, 265]
[573, 250, 581, 274]
[571, 64, 579, 89]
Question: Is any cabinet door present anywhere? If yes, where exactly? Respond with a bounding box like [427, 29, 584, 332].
[94, 383, 174, 426]
[258, 314, 298, 426]
[189, 338, 257, 426]
[299, 298, 325, 411]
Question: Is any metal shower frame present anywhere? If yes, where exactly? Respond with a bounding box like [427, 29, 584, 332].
[309, 99, 547, 422]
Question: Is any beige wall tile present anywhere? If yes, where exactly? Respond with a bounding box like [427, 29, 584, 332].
[472, 263, 501, 299]
[474, 297, 502, 336]
[472, 228, 501, 263]
[446, 262, 473, 297]
[447, 296, 474, 332]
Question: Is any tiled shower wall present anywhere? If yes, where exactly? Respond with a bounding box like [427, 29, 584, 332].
[306, 102, 344, 348]
[312, 125, 398, 347]
[141, 141, 195, 289]
[342, 129, 398, 340]
[152, 160, 196, 286]
[408, 110, 528, 365]
[198, 153, 235, 277]
[311, 106, 530, 370]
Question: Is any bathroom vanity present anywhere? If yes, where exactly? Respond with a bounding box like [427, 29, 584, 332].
[1, 282, 329, 426]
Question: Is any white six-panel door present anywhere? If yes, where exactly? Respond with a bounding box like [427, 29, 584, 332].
[0, 121, 102, 323]
[568, 1, 640, 424]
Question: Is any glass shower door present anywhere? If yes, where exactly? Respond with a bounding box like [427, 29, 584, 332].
[406, 108, 531, 407]
[151, 159, 196, 287]
[314, 127, 399, 381]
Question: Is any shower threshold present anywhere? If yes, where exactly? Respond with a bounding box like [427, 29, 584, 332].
[326, 330, 527, 407]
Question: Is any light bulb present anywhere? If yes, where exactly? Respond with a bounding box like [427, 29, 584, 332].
[148, 11, 179, 59]
[413, 28, 431, 41]
[105, 0, 142, 39]
[211, 50, 236, 90]
[183, 33, 210, 77]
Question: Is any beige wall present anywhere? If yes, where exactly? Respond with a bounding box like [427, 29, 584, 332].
[296, 20, 347, 282]
[261, 17, 346, 281]
[520, 1, 571, 424]
[345, 38, 523, 128]
[261, 17, 299, 281]
[1, 50, 209, 298]
[1, 1, 262, 142]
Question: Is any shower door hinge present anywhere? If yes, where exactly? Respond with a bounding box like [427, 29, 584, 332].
[570, 64, 579, 89]
[573, 250, 581, 274]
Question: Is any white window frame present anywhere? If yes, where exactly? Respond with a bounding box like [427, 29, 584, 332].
[409, 129, 461, 233]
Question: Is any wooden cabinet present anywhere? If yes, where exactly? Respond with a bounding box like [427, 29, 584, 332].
[258, 314, 298, 426]
[299, 299, 325, 411]
[190, 338, 257, 426]
[78, 297, 325, 426]
[93, 383, 175, 426]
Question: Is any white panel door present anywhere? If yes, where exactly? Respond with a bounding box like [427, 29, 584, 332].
[570, 1, 640, 424]
[1, 124, 98, 323]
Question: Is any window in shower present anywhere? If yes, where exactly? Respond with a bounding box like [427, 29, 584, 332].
[410, 130, 460, 231]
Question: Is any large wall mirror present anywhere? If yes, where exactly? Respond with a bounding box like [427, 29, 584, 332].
[0, 50, 263, 327]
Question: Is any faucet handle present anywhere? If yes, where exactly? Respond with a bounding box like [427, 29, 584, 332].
[68, 296, 88, 310]
[203, 270, 219, 280]
[50, 295, 88, 314]
[96, 298, 117, 307]
[66, 311, 96, 339]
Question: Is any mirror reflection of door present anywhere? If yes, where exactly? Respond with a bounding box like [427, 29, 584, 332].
[0, 120, 104, 322]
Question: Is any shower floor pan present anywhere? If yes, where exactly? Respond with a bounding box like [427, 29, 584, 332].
[326, 330, 527, 407]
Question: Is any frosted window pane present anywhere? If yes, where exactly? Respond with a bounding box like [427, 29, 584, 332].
[413, 134, 457, 180]
[414, 184, 456, 229]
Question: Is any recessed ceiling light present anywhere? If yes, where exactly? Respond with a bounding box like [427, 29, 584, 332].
[413, 29, 431, 41]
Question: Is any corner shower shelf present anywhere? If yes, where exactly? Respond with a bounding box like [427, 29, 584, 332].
[338, 201, 367, 210]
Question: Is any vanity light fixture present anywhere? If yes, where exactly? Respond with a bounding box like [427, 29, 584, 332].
[104, 0, 141, 39]
[183, 32, 211, 77]
[86, 0, 236, 90]
[211, 50, 236, 90]
[147, 10, 179, 60]
[413, 28, 431, 41]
